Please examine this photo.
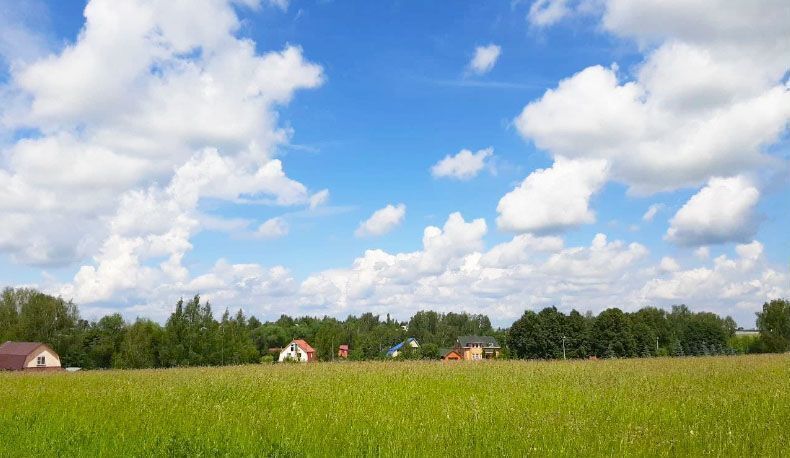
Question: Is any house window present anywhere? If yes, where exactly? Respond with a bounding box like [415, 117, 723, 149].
[36, 356, 46, 366]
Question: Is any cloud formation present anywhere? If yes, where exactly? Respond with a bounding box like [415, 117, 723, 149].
[256, 217, 289, 239]
[515, 0, 789, 195]
[0, 0, 323, 302]
[355, 204, 407, 237]
[497, 157, 608, 233]
[431, 147, 493, 180]
[468, 44, 502, 75]
[666, 176, 760, 246]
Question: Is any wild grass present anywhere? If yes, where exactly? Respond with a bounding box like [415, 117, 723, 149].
[1, 354, 789, 456]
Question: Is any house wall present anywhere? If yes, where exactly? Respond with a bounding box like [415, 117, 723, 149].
[278, 344, 311, 362]
[463, 346, 483, 361]
[24, 349, 61, 368]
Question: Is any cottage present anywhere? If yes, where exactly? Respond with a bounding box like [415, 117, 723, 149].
[455, 336, 500, 360]
[441, 348, 463, 361]
[278, 339, 316, 362]
[0, 341, 63, 371]
[386, 337, 419, 357]
[338, 344, 349, 359]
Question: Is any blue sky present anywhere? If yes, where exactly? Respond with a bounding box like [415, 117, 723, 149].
[0, 0, 788, 326]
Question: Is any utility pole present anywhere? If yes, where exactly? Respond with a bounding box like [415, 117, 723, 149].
[655, 336, 659, 354]
[562, 336, 566, 360]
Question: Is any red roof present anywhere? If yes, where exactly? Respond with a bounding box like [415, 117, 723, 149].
[293, 339, 315, 353]
[0, 341, 54, 370]
[339, 344, 349, 350]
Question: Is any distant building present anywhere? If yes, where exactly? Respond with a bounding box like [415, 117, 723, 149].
[0, 341, 63, 371]
[387, 338, 419, 357]
[455, 336, 501, 360]
[441, 348, 463, 361]
[735, 328, 759, 337]
[338, 344, 349, 359]
[278, 340, 316, 362]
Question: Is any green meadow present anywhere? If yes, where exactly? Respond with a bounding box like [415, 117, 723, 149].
[1, 354, 789, 456]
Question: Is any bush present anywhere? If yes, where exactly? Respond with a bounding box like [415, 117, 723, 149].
[260, 355, 274, 364]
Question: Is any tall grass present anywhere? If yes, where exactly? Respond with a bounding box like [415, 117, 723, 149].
[1, 354, 788, 456]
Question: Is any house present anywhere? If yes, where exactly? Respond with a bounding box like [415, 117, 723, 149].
[278, 339, 316, 362]
[338, 344, 349, 359]
[455, 336, 500, 360]
[386, 338, 419, 357]
[0, 341, 63, 371]
[441, 348, 463, 361]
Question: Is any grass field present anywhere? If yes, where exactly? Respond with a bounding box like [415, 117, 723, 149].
[1, 355, 789, 457]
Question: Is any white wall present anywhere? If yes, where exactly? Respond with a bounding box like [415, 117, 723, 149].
[278, 343, 309, 362]
[25, 348, 61, 368]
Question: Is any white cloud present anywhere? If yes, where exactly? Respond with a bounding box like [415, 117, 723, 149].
[431, 147, 493, 180]
[0, 0, 324, 308]
[355, 204, 407, 237]
[666, 176, 760, 246]
[642, 241, 788, 319]
[659, 256, 680, 272]
[694, 246, 710, 260]
[514, 1, 790, 195]
[528, 0, 570, 27]
[642, 203, 664, 222]
[256, 217, 289, 239]
[497, 157, 608, 233]
[309, 189, 330, 209]
[468, 44, 502, 75]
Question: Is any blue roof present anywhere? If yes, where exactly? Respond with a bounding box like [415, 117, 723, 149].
[386, 338, 417, 356]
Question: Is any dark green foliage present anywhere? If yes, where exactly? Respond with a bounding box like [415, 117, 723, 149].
[756, 299, 790, 352]
[1, 286, 781, 369]
[114, 319, 164, 369]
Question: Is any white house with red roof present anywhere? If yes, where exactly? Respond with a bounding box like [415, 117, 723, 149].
[278, 339, 316, 362]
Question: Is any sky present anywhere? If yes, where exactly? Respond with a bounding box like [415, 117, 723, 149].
[0, 0, 788, 327]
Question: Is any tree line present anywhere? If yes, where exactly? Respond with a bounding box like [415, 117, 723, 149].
[1, 287, 788, 369]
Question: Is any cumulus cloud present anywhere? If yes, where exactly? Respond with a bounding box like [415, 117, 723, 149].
[431, 147, 493, 180]
[256, 217, 289, 239]
[641, 241, 788, 319]
[0, 0, 324, 309]
[497, 157, 608, 233]
[355, 204, 406, 237]
[666, 176, 760, 246]
[468, 44, 502, 75]
[514, 0, 790, 195]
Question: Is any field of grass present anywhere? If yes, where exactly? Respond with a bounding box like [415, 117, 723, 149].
[1, 354, 789, 456]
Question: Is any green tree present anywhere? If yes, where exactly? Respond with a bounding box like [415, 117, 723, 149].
[591, 308, 636, 358]
[114, 319, 164, 368]
[756, 299, 790, 352]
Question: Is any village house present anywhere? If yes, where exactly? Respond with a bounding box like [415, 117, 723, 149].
[454, 336, 501, 360]
[386, 338, 419, 357]
[337, 344, 349, 359]
[0, 341, 63, 371]
[440, 348, 463, 361]
[278, 339, 316, 362]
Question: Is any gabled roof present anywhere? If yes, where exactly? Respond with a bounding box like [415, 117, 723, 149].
[338, 344, 349, 351]
[386, 337, 418, 356]
[291, 339, 315, 353]
[0, 341, 55, 370]
[457, 335, 500, 348]
[440, 348, 462, 358]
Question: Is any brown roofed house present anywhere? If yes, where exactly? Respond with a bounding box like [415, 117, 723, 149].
[0, 341, 63, 371]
